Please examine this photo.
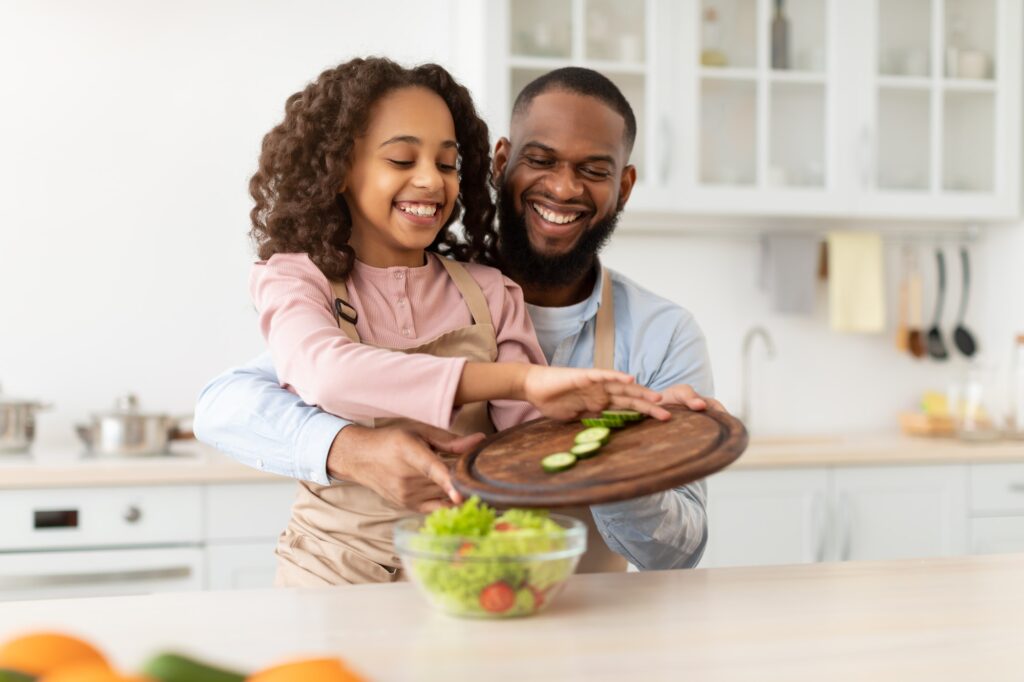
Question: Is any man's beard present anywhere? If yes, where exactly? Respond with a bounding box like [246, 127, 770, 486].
[496, 181, 620, 289]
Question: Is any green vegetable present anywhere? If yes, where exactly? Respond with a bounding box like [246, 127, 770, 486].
[602, 409, 644, 422]
[569, 441, 602, 459]
[0, 669, 35, 682]
[574, 426, 611, 445]
[406, 497, 574, 618]
[581, 416, 619, 428]
[141, 653, 245, 682]
[541, 452, 577, 473]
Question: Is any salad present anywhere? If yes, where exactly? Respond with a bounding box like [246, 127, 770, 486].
[398, 497, 583, 618]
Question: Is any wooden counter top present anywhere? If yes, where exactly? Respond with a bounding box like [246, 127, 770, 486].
[1, 553, 1021, 681]
[735, 434, 1024, 469]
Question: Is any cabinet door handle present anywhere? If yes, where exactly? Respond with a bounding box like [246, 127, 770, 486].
[1009, 483, 1024, 493]
[123, 505, 142, 524]
[838, 493, 853, 561]
[812, 492, 828, 562]
[658, 117, 672, 184]
[858, 126, 874, 189]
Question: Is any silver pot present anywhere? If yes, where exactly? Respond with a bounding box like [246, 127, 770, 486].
[76, 394, 193, 457]
[0, 384, 51, 454]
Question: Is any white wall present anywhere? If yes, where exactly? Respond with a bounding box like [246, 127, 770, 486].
[0, 0, 463, 451]
[1, 1, 1021, 452]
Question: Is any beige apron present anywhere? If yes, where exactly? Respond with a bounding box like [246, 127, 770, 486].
[274, 258, 626, 586]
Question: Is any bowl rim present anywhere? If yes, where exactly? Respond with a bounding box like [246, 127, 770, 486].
[393, 511, 587, 563]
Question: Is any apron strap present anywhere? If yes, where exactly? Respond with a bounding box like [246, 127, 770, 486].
[593, 267, 615, 371]
[434, 254, 494, 329]
[329, 278, 361, 343]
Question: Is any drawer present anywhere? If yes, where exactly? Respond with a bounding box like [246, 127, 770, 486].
[0, 486, 202, 551]
[204, 483, 296, 541]
[970, 517, 1024, 555]
[969, 463, 1024, 515]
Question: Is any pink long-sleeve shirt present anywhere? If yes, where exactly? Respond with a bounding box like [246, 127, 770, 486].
[249, 252, 545, 431]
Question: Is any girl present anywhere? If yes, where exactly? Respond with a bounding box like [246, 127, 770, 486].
[247, 57, 666, 585]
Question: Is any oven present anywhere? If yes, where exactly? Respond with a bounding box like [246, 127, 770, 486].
[0, 485, 204, 600]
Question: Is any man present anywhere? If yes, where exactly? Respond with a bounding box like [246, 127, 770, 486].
[195, 67, 722, 571]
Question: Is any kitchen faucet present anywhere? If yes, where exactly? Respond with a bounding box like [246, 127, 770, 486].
[739, 326, 776, 428]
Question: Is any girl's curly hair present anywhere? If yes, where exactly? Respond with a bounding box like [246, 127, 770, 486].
[249, 57, 498, 280]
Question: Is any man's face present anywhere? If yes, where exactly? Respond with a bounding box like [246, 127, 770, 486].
[493, 90, 636, 286]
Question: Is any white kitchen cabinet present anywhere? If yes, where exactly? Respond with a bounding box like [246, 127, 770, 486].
[967, 462, 1024, 555]
[834, 465, 967, 561]
[702, 464, 968, 568]
[205, 542, 280, 590]
[202, 482, 296, 590]
[702, 468, 829, 567]
[483, 0, 1022, 220]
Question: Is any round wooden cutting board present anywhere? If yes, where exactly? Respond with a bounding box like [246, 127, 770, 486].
[452, 406, 748, 508]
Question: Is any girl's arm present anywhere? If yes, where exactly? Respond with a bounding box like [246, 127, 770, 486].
[251, 254, 468, 429]
[253, 255, 666, 430]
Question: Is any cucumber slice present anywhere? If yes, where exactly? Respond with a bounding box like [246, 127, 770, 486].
[569, 441, 603, 459]
[581, 417, 613, 428]
[142, 652, 246, 682]
[541, 452, 577, 473]
[574, 426, 611, 446]
[602, 409, 644, 422]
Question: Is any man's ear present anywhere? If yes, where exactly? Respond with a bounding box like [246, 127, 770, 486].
[492, 137, 512, 184]
[617, 164, 637, 210]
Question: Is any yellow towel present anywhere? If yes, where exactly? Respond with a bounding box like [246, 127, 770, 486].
[827, 231, 886, 333]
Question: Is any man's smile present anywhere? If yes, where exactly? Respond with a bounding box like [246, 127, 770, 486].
[525, 198, 590, 241]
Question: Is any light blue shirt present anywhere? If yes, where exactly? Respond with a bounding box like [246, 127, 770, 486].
[194, 261, 713, 569]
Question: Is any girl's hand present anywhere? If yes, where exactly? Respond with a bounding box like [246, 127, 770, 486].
[521, 366, 672, 422]
[659, 384, 728, 413]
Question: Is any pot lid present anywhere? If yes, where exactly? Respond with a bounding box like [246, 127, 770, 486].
[0, 383, 42, 407]
[91, 393, 168, 419]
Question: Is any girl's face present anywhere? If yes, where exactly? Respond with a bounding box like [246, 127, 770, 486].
[342, 86, 460, 268]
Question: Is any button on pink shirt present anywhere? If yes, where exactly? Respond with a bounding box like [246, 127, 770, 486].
[249, 253, 544, 430]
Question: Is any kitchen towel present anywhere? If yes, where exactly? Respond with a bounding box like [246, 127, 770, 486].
[826, 230, 886, 333]
[760, 233, 819, 315]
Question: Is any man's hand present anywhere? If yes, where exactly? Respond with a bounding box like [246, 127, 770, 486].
[326, 421, 485, 513]
[522, 366, 672, 421]
[659, 384, 727, 413]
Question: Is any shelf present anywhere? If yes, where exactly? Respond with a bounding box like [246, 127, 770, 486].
[944, 78, 997, 93]
[877, 75, 933, 90]
[509, 55, 571, 70]
[698, 66, 758, 81]
[769, 70, 827, 84]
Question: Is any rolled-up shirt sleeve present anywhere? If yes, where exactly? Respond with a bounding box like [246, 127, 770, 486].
[250, 254, 466, 429]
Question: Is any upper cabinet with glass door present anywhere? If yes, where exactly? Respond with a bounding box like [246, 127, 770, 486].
[678, 0, 839, 215]
[861, 0, 1020, 219]
[483, 0, 1021, 221]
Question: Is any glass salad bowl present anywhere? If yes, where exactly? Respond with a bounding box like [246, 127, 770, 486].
[393, 500, 586, 619]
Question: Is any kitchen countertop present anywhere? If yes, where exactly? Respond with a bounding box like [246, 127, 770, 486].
[0, 553, 1021, 681]
[735, 434, 1024, 469]
[3, 435, 1024, 489]
[0, 443, 280, 489]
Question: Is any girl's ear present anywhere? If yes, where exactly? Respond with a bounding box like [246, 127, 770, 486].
[337, 181, 347, 194]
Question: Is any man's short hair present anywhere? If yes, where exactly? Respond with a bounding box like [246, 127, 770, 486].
[511, 67, 637, 153]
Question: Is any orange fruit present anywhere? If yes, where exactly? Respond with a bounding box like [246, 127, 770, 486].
[0, 632, 108, 676]
[246, 658, 365, 682]
[40, 662, 151, 682]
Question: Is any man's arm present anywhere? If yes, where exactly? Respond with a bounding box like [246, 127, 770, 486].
[590, 309, 715, 570]
[193, 352, 481, 511]
[193, 352, 347, 485]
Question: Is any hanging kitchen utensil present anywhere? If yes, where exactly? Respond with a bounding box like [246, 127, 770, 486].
[906, 248, 927, 358]
[453, 406, 747, 508]
[926, 248, 949, 361]
[76, 393, 193, 457]
[952, 246, 978, 358]
[895, 245, 910, 353]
